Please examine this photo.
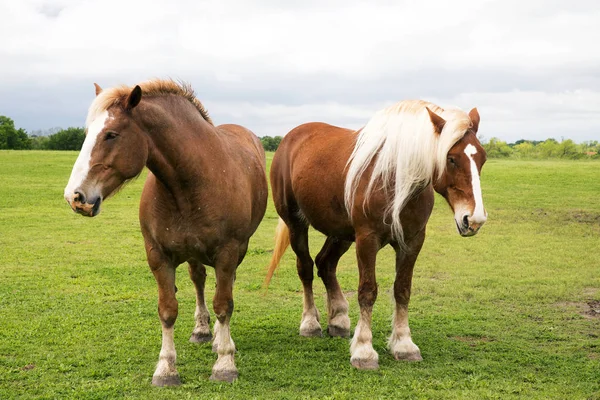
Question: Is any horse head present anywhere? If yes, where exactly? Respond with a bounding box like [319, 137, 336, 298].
[429, 107, 488, 236]
[64, 84, 147, 216]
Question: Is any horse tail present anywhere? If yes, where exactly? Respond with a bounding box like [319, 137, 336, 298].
[263, 217, 290, 289]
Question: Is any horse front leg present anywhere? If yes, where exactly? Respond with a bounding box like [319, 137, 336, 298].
[188, 261, 212, 343]
[210, 245, 239, 382]
[147, 247, 180, 386]
[389, 230, 426, 361]
[350, 232, 380, 370]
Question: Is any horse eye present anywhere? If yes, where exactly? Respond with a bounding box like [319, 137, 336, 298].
[105, 131, 118, 140]
[447, 156, 457, 166]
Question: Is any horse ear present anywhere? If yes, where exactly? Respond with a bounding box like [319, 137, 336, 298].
[94, 83, 102, 96]
[426, 107, 446, 135]
[468, 108, 480, 134]
[125, 85, 142, 111]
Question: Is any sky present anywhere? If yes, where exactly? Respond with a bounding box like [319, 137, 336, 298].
[1, 0, 599, 143]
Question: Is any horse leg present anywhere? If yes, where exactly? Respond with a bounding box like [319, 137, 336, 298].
[210, 245, 239, 382]
[288, 221, 321, 337]
[188, 261, 212, 343]
[389, 230, 426, 361]
[315, 237, 352, 337]
[148, 249, 180, 386]
[350, 232, 380, 370]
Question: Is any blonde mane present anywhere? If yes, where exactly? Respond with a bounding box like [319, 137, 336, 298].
[86, 79, 213, 127]
[344, 100, 473, 244]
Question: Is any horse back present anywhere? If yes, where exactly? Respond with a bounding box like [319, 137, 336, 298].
[271, 122, 356, 238]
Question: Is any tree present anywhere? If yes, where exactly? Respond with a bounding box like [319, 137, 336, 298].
[483, 137, 512, 158]
[46, 127, 86, 150]
[261, 135, 283, 152]
[30, 135, 50, 150]
[537, 139, 561, 158]
[0, 116, 32, 150]
[513, 141, 536, 158]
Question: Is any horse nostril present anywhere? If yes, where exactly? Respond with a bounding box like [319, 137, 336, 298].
[462, 215, 469, 228]
[74, 191, 86, 204]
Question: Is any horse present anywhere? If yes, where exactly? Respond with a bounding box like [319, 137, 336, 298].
[265, 100, 487, 370]
[64, 79, 268, 384]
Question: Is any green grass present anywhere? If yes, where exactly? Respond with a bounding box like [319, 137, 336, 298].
[0, 151, 599, 399]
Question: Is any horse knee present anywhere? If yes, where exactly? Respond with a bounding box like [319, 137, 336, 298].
[358, 283, 378, 308]
[213, 298, 234, 320]
[158, 298, 178, 327]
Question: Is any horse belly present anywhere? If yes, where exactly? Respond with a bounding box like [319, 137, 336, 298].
[292, 162, 354, 239]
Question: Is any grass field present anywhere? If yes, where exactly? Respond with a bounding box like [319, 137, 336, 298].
[0, 150, 599, 399]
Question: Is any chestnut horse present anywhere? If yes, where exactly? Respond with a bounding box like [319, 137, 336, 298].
[64, 79, 268, 384]
[265, 100, 487, 369]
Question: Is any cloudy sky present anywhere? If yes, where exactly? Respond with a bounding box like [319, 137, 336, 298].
[1, 0, 599, 142]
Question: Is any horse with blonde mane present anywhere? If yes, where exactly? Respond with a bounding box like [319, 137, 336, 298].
[64, 79, 268, 384]
[265, 100, 487, 369]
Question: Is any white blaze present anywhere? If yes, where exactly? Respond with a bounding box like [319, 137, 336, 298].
[64, 111, 109, 201]
[463, 144, 486, 222]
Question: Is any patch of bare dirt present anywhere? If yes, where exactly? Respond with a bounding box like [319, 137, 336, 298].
[556, 300, 600, 319]
[20, 364, 35, 371]
[565, 210, 600, 225]
[585, 300, 600, 318]
[583, 288, 600, 297]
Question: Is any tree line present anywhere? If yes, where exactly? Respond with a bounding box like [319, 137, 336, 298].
[482, 137, 600, 159]
[2, 115, 599, 157]
[1, 115, 285, 152]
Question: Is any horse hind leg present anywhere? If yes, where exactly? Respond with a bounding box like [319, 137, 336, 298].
[147, 247, 181, 386]
[288, 217, 322, 337]
[188, 261, 212, 343]
[315, 237, 352, 337]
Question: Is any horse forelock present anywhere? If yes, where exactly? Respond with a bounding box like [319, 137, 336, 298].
[85, 79, 213, 129]
[344, 100, 472, 244]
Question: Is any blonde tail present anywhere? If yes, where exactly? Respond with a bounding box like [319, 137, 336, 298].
[263, 218, 291, 288]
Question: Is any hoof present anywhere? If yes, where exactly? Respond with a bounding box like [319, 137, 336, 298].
[210, 370, 238, 382]
[394, 352, 423, 362]
[152, 374, 181, 387]
[189, 332, 212, 343]
[300, 327, 323, 337]
[328, 325, 350, 338]
[351, 358, 379, 370]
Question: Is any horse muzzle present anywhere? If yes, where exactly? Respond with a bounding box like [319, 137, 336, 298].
[65, 190, 102, 217]
[456, 213, 487, 237]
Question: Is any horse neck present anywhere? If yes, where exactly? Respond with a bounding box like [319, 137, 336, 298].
[135, 96, 219, 206]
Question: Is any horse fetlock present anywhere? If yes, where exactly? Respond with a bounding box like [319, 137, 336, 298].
[350, 344, 379, 370]
[210, 354, 238, 383]
[152, 374, 181, 387]
[389, 337, 422, 361]
[153, 357, 179, 386]
[299, 315, 322, 337]
[189, 330, 212, 343]
[327, 313, 351, 337]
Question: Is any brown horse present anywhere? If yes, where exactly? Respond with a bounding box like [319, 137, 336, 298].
[265, 100, 487, 369]
[64, 79, 268, 384]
